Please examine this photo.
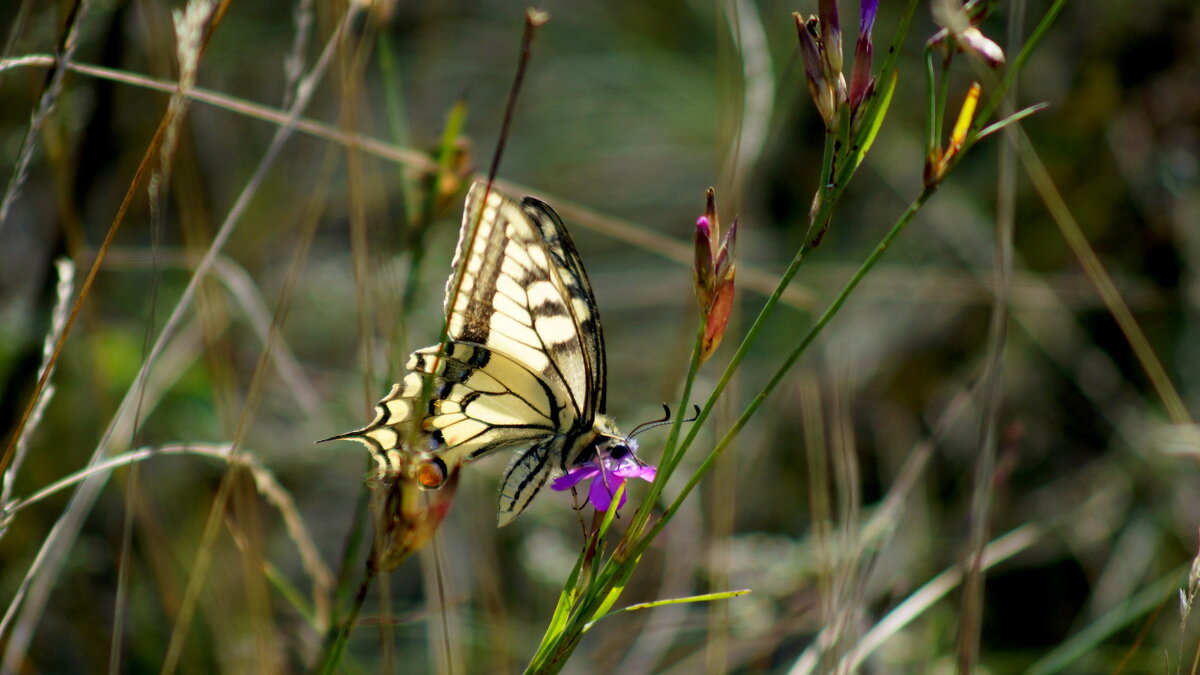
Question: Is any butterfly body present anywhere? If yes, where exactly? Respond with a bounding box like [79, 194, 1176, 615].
[332, 182, 624, 526]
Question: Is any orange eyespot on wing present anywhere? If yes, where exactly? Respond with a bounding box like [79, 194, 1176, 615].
[417, 458, 448, 488]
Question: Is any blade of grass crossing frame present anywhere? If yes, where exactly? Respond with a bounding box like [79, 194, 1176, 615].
[848, 69, 897, 173]
[584, 590, 751, 631]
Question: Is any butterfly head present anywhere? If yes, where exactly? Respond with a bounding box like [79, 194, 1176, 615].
[569, 403, 699, 473]
[572, 413, 642, 469]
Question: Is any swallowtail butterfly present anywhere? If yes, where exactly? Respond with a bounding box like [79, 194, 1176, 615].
[329, 181, 631, 526]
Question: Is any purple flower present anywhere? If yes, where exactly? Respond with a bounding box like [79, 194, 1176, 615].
[551, 442, 657, 513]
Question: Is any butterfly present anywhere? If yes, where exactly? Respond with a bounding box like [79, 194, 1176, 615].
[328, 181, 632, 526]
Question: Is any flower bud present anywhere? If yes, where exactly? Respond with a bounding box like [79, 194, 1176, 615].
[925, 81, 981, 185]
[692, 189, 738, 363]
[795, 14, 840, 128]
[848, 0, 878, 117]
[694, 215, 715, 309]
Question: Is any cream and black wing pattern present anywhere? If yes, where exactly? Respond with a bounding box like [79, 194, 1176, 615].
[329, 181, 627, 526]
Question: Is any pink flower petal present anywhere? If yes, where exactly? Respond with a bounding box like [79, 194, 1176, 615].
[614, 462, 655, 481]
[551, 465, 598, 492]
[588, 473, 618, 512]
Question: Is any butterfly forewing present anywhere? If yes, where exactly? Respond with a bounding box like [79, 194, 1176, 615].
[519, 197, 608, 419]
[447, 185, 605, 422]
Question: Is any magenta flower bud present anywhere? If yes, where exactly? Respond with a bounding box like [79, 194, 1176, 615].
[848, 0, 878, 115]
[703, 216, 737, 362]
[692, 188, 738, 363]
[694, 215, 716, 309]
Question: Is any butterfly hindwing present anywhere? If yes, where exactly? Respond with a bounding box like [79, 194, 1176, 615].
[352, 342, 564, 473]
[498, 434, 567, 523]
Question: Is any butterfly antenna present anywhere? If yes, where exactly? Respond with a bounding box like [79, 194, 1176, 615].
[625, 404, 674, 439]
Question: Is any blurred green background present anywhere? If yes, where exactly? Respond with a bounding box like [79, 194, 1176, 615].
[2, 0, 1199, 672]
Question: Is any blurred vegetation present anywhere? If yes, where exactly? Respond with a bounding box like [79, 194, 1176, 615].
[1, 0, 1199, 672]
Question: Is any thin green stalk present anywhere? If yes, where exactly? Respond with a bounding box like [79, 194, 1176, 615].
[973, 0, 1070, 134]
[878, 0, 922, 83]
[663, 137, 845, 488]
[524, 3, 932, 669]
[925, 47, 941, 158]
[314, 560, 377, 675]
[529, 546, 643, 673]
[1025, 565, 1186, 675]
[639, 186, 937, 556]
[812, 129, 837, 238]
[659, 131, 861, 515]
[627, 325, 703, 540]
[1015, 128, 1191, 425]
[656, 325, 704, 476]
[544, 185, 940, 672]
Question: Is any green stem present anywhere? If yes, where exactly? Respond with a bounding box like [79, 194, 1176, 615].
[925, 46, 940, 159]
[526, 137, 837, 672]
[638, 185, 937, 557]
[628, 324, 703, 538]
[522, 2, 934, 669]
[314, 558, 377, 675]
[662, 128, 847, 481]
[812, 129, 837, 238]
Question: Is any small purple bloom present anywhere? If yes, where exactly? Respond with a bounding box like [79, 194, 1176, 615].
[859, 0, 878, 35]
[552, 442, 656, 513]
